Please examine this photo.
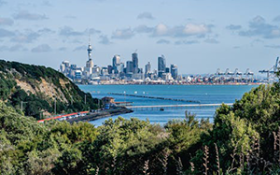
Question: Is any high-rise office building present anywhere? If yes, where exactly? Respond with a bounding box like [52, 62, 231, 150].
[165, 67, 170, 73]
[158, 55, 166, 77]
[115, 63, 124, 74]
[132, 53, 138, 74]
[112, 55, 121, 74]
[145, 62, 151, 74]
[171, 64, 178, 80]
[112, 55, 120, 67]
[107, 65, 113, 74]
[126, 61, 133, 73]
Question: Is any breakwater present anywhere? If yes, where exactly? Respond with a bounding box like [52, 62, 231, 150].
[108, 92, 200, 103]
[67, 107, 133, 124]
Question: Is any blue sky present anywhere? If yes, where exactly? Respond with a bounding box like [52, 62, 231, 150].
[0, 0, 280, 74]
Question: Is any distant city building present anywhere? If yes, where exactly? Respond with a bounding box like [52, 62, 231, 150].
[132, 53, 139, 74]
[59, 40, 182, 84]
[158, 55, 166, 78]
[107, 65, 113, 74]
[112, 55, 124, 74]
[126, 61, 133, 73]
[115, 62, 124, 74]
[171, 64, 178, 80]
[112, 55, 120, 68]
[165, 67, 170, 73]
[70, 64, 77, 70]
[75, 70, 82, 79]
[60, 61, 70, 73]
[101, 67, 108, 76]
[145, 62, 151, 74]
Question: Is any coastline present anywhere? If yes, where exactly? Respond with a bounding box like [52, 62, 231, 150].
[77, 83, 264, 86]
[67, 107, 133, 124]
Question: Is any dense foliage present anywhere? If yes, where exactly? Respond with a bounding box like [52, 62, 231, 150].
[2, 69, 280, 174]
[0, 60, 99, 119]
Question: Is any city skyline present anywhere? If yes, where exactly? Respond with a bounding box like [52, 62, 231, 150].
[59, 42, 180, 84]
[0, 0, 280, 74]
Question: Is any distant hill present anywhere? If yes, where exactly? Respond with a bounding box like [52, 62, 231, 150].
[0, 59, 99, 119]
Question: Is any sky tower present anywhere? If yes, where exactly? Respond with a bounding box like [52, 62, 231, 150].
[86, 37, 94, 70]
[87, 39, 93, 60]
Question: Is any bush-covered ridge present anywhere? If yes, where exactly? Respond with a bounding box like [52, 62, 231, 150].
[0, 59, 99, 119]
[2, 84, 280, 174]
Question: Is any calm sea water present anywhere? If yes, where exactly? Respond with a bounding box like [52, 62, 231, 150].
[79, 85, 258, 126]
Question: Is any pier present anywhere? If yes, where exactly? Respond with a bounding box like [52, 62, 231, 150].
[108, 93, 201, 103]
[126, 103, 233, 111]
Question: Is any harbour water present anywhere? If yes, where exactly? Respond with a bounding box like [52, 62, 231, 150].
[79, 85, 259, 126]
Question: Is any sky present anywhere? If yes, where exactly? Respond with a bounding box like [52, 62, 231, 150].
[0, 0, 280, 74]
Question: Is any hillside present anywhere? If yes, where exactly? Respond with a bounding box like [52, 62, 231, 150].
[0, 59, 99, 119]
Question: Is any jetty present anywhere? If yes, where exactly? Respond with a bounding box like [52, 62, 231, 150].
[126, 103, 233, 111]
[108, 92, 200, 103]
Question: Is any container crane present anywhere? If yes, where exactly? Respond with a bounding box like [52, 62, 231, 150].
[244, 69, 254, 83]
[259, 57, 279, 83]
[234, 68, 243, 82]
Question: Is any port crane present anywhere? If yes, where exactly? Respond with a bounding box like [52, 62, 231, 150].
[234, 68, 243, 82]
[244, 68, 254, 83]
[259, 57, 279, 83]
[215, 68, 253, 84]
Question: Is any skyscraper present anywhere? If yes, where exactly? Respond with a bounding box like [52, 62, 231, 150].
[112, 55, 120, 68]
[145, 62, 151, 74]
[126, 61, 133, 73]
[132, 52, 139, 74]
[112, 55, 121, 73]
[158, 55, 166, 77]
[171, 64, 178, 80]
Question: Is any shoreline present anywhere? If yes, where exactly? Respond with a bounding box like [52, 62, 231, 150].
[67, 107, 133, 124]
[78, 83, 264, 86]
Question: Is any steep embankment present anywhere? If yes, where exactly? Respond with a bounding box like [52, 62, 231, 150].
[0, 60, 99, 119]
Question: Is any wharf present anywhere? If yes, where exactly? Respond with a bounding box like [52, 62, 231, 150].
[127, 103, 233, 110]
[108, 93, 200, 103]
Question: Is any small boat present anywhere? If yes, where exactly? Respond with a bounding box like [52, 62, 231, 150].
[160, 108, 164, 111]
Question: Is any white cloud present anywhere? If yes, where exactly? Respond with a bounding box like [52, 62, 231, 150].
[13, 11, 48, 20]
[112, 28, 134, 40]
[154, 24, 168, 36]
[156, 39, 170, 44]
[31, 44, 51, 52]
[183, 24, 209, 35]
[239, 16, 280, 39]
[137, 12, 154, 20]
